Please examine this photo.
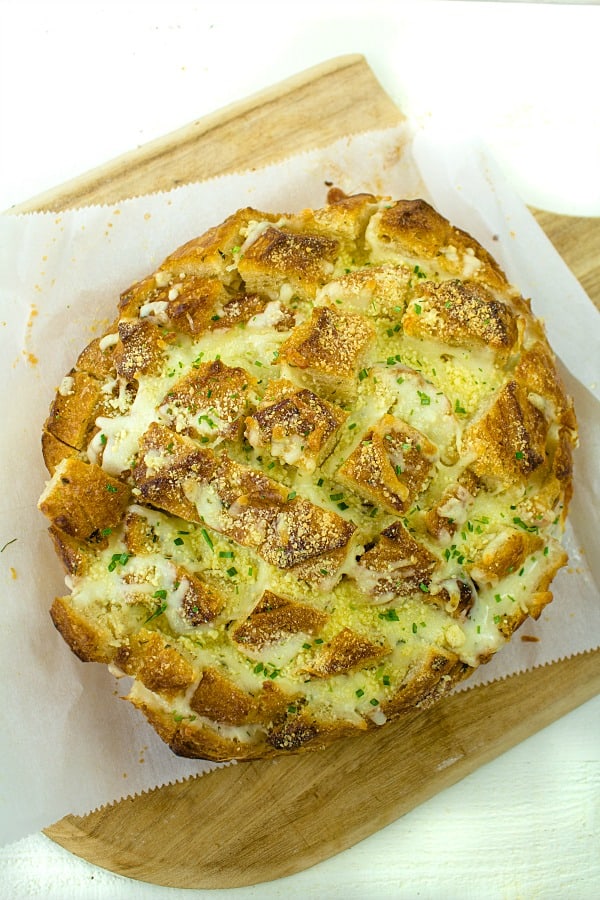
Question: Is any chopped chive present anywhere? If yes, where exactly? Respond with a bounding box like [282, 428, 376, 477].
[201, 528, 214, 550]
[152, 589, 168, 600]
[219, 551, 234, 558]
[227, 566, 238, 578]
[173, 712, 197, 723]
[174, 537, 184, 546]
[145, 601, 167, 623]
[378, 608, 399, 621]
[107, 552, 129, 572]
[513, 516, 539, 533]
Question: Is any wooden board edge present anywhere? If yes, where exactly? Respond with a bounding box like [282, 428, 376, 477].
[7, 54, 403, 215]
[43, 649, 600, 889]
[14, 52, 597, 888]
[531, 208, 600, 308]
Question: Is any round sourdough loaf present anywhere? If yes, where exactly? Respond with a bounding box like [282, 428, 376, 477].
[38, 193, 577, 760]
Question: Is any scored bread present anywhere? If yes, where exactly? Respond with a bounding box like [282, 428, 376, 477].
[38, 192, 577, 760]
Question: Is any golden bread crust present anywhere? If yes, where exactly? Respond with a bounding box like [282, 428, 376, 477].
[39, 194, 576, 761]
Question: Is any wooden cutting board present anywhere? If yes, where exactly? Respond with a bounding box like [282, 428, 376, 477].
[15, 54, 599, 889]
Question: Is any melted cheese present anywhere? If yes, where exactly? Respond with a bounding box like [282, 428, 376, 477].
[372, 363, 459, 461]
[94, 377, 162, 476]
[246, 300, 286, 329]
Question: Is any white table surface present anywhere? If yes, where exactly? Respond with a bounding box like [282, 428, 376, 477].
[1, 2, 598, 898]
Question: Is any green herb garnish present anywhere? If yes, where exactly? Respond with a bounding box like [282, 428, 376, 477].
[145, 601, 167, 623]
[107, 552, 129, 572]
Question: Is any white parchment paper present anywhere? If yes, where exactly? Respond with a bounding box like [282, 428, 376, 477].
[1, 123, 598, 846]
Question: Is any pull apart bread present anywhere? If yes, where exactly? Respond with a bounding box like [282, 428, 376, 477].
[38, 193, 577, 760]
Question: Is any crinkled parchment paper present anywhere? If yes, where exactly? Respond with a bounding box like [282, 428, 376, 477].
[1, 123, 598, 845]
